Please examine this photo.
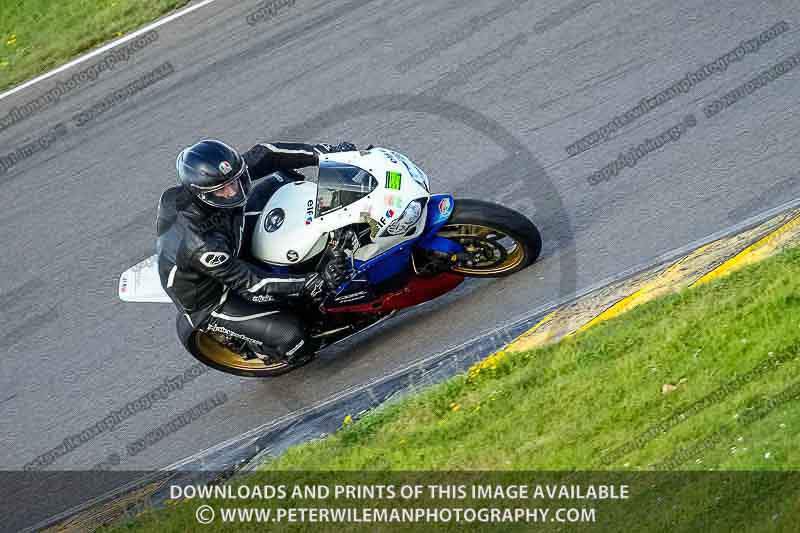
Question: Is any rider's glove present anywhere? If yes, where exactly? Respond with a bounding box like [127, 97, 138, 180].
[302, 251, 353, 303]
[302, 273, 327, 303]
[330, 141, 357, 153]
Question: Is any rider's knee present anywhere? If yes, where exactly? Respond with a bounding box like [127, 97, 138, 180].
[262, 313, 306, 356]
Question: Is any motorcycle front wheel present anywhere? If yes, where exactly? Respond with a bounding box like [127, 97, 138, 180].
[436, 199, 541, 277]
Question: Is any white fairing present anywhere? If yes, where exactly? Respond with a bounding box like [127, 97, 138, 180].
[118, 254, 172, 303]
[251, 182, 328, 265]
[250, 148, 432, 265]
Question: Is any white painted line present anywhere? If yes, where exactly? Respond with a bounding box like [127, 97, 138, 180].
[0, 0, 221, 101]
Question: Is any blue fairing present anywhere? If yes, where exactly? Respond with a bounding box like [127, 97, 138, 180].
[416, 194, 461, 254]
[353, 245, 412, 285]
[335, 195, 461, 290]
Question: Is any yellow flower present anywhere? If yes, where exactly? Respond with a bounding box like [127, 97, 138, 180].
[6, 34, 17, 47]
[343, 415, 353, 425]
[467, 350, 508, 382]
[450, 402, 461, 412]
[114, 31, 123, 37]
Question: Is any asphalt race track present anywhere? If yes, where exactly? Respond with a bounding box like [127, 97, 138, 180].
[2, 0, 799, 480]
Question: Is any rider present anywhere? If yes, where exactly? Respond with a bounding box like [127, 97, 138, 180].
[156, 139, 357, 363]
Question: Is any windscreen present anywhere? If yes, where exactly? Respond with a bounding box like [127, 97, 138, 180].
[315, 161, 378, 216]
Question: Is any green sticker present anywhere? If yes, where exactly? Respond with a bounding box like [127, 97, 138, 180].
[386, 171, 402, 190]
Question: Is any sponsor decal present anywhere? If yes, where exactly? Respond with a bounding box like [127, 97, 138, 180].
[287, 250, 299, 262]
[379, 149, 399, 164]
[438, 197, 452, 216]
[307, 275, 324, 296]
[120, 275, 128, 293]
[199, 252, 230, 268]
[334, 290, 369, 303]
[264, 208, 285, 232]
[305, 199, 314, 225]
[374, 207, 397, 229]
[286, 339, 305, 357]
[219, 160, 233, 175]
[250, 294, 275, 303]
[385, 170, 402, 190]
[206, 324, 262, 346]
[384, 194, 404, 208]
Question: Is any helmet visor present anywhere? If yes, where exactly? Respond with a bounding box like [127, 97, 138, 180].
[198, 168, 252, 208]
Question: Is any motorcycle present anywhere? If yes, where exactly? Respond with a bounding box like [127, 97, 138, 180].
[119, 147, 541, 377]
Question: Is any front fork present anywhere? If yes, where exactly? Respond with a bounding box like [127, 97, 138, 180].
[411, 246, 460, 276]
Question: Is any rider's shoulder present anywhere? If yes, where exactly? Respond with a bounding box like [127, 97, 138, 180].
[171, 205, 216, 250]
[176, 224, 229, 266]
[180, 213, 223, 242]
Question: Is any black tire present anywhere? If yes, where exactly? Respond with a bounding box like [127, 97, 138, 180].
[187, 331, 314, 378]
[436, 198, 541, 278]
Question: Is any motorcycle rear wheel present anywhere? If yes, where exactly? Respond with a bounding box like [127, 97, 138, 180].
[436, 199, 541, 277]
[189, 332, 313, 378]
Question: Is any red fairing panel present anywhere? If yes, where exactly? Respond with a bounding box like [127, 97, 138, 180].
[324, 273, 464, 314]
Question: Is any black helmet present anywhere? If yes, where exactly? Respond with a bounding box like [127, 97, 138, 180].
[176, 139, 252, 208]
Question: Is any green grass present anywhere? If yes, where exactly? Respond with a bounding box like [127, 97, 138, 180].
[0, 0, 189, 91]
[266, 247, 800, 472]
[112, 246, 800, 531]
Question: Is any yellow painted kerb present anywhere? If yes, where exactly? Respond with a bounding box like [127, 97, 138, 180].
[572, 242, 714, 335]
[691, 212, 800, 287]
[496, 207, 800, 357]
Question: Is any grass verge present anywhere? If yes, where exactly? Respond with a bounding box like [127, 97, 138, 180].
[0, 0, 189, 91]
[114, 245, 800, 531]
[268, 246, 800, 472]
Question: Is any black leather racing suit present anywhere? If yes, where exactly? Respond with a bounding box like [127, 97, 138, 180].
[156, 142, 339, 361]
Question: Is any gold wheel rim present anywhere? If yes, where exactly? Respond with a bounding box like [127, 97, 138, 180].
[437, 223, 526, 275]
[195, 333, 289, 372]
